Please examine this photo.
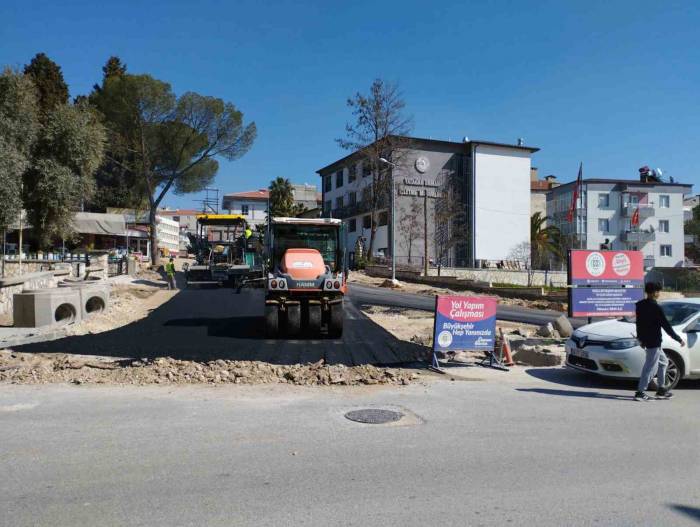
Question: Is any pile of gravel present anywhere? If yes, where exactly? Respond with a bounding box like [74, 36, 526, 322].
[0, 352, 419, 386]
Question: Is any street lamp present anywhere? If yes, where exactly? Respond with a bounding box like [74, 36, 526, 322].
[378, 157, 398, 285]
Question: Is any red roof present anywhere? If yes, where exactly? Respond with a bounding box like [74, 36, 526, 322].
[225, 189, 269, 200]
[531, 180, 554, 191]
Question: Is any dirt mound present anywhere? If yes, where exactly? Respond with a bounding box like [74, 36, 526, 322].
[0, 352, 420, 386]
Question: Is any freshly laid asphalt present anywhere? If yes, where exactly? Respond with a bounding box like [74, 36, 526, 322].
[1, 370, 699, 527]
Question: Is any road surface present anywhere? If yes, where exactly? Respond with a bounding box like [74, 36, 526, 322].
[1, 369, 699, 526]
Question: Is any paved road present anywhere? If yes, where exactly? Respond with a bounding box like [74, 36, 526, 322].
[349, 283, 585, 328]
[1, 370, 699, 526]
[14, 286, 425, 366]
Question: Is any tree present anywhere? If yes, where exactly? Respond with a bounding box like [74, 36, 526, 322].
[337, 79, 413, 259]
[268, 177, 295, 217]
[24, 102, 106, 247]
[102, 56, 127, 80]
[0, 69, 39, 231]
[23, 53, 69, 119]
[433, 170, 468, 272]
[530, 212, 562, 270]
[398, 196, 422, 265]
[509, 241, 534, 285]
[93, 73, 256, 264]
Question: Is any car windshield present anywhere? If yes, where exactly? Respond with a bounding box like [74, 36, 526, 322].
[621, 302, 699, 325]
[272, 225, 339, 270]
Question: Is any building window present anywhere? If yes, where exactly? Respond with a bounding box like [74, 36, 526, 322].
[660, 245, 672, 257]
[362, 162, 372, 178]
[628, 194, 639, 206]
[348, 191, 357, 205]
[323, 176, 332, 193]
[659, 195, 670, 208]
[598, 194, 610, 208]
[335, 196, 343, 209]
[598, 219, 609, 233]
[348, 164, 357, 183]
[378, 211, 388, 226]
[348, 218, 357, 233]
[241, 204, 249, 216]
[335, 170, 344, 188]
[658, 219, 669, 233]
[362, 215, 371, 229]
[324, 200, 331, 215]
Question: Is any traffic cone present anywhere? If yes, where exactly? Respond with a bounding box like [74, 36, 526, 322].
[499, 329, 515, 366]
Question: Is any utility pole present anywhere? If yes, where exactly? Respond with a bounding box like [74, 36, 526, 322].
[423, 190, 428, 277]
[378, 157, 398, 285]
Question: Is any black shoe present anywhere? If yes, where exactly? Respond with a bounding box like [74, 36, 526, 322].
[656, 388, 674, 399]
[634, 391, 652, 401]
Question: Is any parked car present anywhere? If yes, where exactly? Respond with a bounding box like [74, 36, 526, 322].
[565, 299, 700, 389]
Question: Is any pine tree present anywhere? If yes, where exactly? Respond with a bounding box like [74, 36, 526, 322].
[23, 53, 69, 119]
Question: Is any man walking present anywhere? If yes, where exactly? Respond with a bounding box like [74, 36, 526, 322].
[165, 257, 177, 290]
[634, 282, 685, 401]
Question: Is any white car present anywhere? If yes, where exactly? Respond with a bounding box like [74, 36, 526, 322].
[565, 299, 700, 389]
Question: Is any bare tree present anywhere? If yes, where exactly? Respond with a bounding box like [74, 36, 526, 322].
[432, 169, 467, 274]
[508, 241, 534, 285]
[398, 197, 422, 266]
[336, 79, 412, 259]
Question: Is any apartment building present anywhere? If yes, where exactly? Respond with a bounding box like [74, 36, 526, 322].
[547, 178, 693, 268]
[317, 136, 538, 267]
[221, 184, 322, 227]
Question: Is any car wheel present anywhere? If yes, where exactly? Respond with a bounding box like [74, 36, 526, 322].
[650, 351, 683, 391]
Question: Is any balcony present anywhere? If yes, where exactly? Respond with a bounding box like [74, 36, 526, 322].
[621, 229, 656, 243]
[622, 204, 655, 218]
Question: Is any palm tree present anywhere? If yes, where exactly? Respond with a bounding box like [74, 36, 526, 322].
[531, 212, 562, 269]
[268, 177, 295, 217]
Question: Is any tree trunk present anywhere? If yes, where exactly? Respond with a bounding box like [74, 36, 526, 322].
[367, 214, 376, 262]
[149, 205, 159, 267]
[423, 192, 428, 276]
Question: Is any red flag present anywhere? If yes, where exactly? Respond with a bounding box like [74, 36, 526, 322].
[567, 163, 583, 223]
[631, 205, 640, 226]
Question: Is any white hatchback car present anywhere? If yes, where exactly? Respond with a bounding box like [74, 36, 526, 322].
[565, 299, 700, 389]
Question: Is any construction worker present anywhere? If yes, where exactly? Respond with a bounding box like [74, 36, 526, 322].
[165, 257, 176, 290]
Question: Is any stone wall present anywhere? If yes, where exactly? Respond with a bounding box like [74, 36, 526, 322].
[427, 267, 568, 287]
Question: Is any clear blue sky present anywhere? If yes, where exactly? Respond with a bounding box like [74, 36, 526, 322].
[2, 0, 698, 210]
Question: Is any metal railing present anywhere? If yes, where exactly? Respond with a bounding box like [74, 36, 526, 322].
[621, 230, 656, 243]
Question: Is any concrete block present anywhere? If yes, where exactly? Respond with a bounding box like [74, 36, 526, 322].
[13, 288, 82, 328]
[553, 314, 574, 338]
[58, 282, 110, 318]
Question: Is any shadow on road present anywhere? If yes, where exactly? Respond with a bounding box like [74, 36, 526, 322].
[525, 367, 638, 390]
[516, 388, 633, 401]
[11, 287, 427, 367]
[668, 504, 700, 522]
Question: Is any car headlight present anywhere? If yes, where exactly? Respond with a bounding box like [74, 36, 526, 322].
[605, 338, 638, 350]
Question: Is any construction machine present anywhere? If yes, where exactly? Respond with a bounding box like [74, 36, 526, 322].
[264, 217, 346, 337]
[184, 214, 262, 287]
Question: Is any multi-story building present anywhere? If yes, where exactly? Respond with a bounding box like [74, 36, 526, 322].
[530, 168, 559, 219]
[221, 185, 322, 228]
[317, 136, 538, 267]
[547, 178, 693, 268]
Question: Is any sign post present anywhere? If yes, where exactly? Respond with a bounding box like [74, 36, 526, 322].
[568, 250, 644, 318]
[431, 295, 504, 372]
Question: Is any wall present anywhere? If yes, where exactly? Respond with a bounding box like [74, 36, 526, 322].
[228, 199, 267, 225]
[0, 271, 62, 316]
[473, 145, 531, 261]
[428, 266, 568, 287]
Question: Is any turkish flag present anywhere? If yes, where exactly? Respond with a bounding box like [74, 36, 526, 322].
[631, 206, 640, 226]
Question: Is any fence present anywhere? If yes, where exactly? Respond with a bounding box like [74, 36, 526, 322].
[107, 256, 128, 277]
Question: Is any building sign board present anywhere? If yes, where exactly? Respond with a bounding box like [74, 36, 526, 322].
[432, 296, 497, 352]
[570, 250, 644, 287]
[568, 250, 645, 318]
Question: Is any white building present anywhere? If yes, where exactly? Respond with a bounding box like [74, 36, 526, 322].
[547, 178, 693, 268]
[221, 185, 322, 227]
[155, 216, 180, 256]
[317, 136, 538, 267]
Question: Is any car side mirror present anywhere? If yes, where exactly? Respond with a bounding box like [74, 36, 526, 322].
[685, 320, 700, 333]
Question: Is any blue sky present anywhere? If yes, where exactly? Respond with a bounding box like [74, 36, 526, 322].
[1, 0, 698, 209]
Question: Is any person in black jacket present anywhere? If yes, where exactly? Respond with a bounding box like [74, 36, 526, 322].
[634, 282, 685, 401]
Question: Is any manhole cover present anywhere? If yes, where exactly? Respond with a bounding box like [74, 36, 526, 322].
[344, 409, 404, 424]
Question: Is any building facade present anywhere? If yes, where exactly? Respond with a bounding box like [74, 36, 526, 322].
[221, 185, 322, 227]
[317, 136, 538, 267]
[530, 168, 559, 219]
[547, 179, 693, 268]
